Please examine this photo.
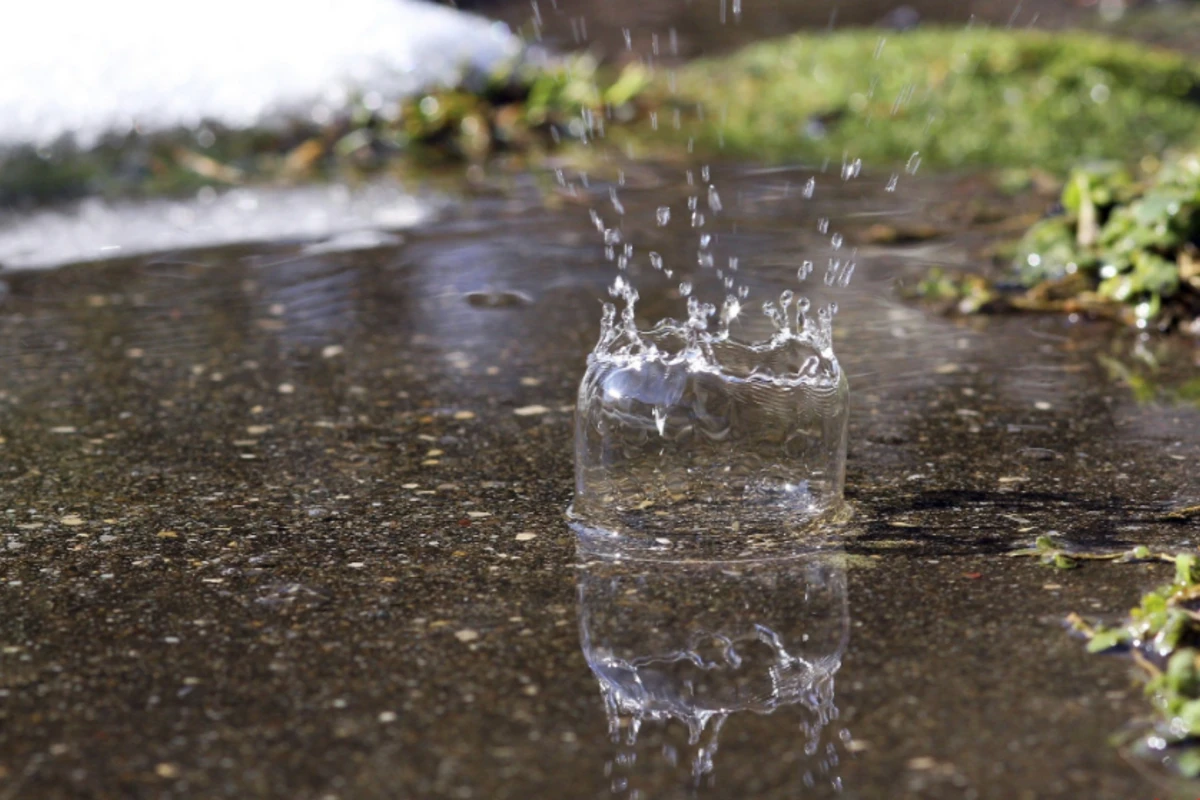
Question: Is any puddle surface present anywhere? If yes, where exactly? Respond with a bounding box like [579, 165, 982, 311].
[1, 164, 1199, 798]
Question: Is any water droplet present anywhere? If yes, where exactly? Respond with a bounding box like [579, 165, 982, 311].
[803, 177, 816, 198]
[679, 281, 693, 297]
[656, 206, 671, 226]
[886, 174, 899, 192]
[610, 187, 625, 215]
[707, 185, 723, 212]
[650, 252, 664, 270]
[905, 151, 921, 175]
[818, 218, 829, 234]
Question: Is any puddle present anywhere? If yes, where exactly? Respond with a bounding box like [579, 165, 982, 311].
[0, 162, 1198, 797]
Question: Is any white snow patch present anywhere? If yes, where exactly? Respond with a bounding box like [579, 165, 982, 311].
[0, 0, 521, 150]
[0, 182, 437, 269]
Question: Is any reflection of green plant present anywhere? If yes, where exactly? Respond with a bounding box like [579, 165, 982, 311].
[668, 29, 1200, 170]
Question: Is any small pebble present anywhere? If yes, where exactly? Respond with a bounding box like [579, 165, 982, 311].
[50, 426, 77, 435]
[378, 711, 397, 723]
[453, 410, 476, 421]
[278, 383, 296, 395]
[1034, 401, 1052, 411]
[454, 629, 479, 643]
[514, 405, 550, 417]
[60, 514, 85, 526]
[321, 345, 344, 359]
[515, 532, 537, 542]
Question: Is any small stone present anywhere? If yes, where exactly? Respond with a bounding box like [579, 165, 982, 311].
[466, 511, 490, 519]
[453, 410, 476, 421]
[278, 383, 296, 395]
[49, 426, 77, 435]
[348, 562, 365, 569]
[427, 449, 444, 457]
[60, 514, 85, 526]
[378, 711, 397, 723]
[246, 425, 272, 436]
[513, 405, 550, 417]
[321, 344, 345, 359]
[157, 530, 178, 538]
[125, 348, 145, 359]
[907, 756, 937, 771]
[515, 532, 537, 542]
[1034, 401, 1052, 411]
[155, 763, 180, 779]
[519, 377, 541, 387]
[401, 483, 419, 490]
[454, 629, 480, 643]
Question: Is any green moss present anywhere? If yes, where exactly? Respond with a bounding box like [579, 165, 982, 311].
[666, 29, 1200, 170]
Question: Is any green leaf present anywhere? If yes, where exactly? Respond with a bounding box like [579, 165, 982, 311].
[1177, 553, 1197, 586]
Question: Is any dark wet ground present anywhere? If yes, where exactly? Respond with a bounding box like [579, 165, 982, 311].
[1, 160, 1199, 798]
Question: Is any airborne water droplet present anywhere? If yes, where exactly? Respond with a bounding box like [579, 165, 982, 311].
[679, 280, 693, 297]
[803, 177, 816, 199]
[656, 206, 671, 226]
[707, 185, 723, 212]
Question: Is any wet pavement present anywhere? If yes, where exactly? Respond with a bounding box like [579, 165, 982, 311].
[1, 162, 1199, 798]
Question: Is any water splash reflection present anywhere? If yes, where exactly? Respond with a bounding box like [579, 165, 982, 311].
[577, 539, 850, 794]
